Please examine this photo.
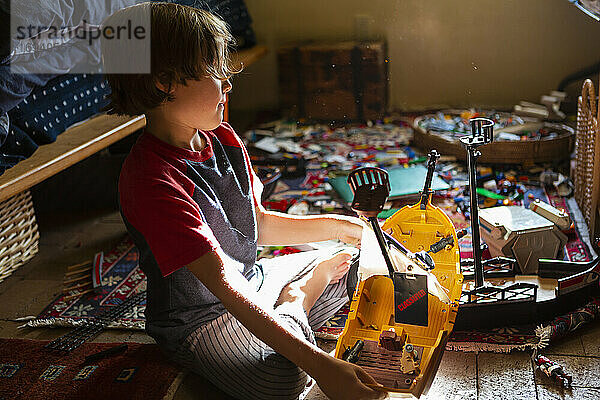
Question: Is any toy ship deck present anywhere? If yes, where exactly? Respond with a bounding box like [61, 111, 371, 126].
[335, 200, 463, 398]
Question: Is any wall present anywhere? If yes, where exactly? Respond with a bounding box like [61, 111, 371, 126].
[229, 0, 600, 113]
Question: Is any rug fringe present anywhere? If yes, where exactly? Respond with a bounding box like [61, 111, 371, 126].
[163, 371, 188, 400]
[445, 341, 537, 353]
[24, 317, 145, 330]
[534, 324, 551, 349]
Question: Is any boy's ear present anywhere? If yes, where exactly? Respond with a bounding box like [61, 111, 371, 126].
[156, 81, 170, 94]
[155, 72, 174, 95]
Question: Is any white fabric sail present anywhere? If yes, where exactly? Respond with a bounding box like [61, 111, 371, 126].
[358, 224, 451, 304]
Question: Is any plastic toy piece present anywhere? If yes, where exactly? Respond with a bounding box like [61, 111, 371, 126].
[461, 117, 494, 288]
[382, 229, 434, 271]
[529, 199, 572, 230]
[342, 339, 365, 363]
[419, 150, 440, 210]
[347, 167, 396, 278]
[336, 150, 463, 398]
[478, 206, 567, 274]
[429, 229, 467, 254]
[400, 343, 420, 374]
[379, 329, 405, 351]
[347, 167, 391, 218]
[534, 354, 573, 389]
[355, 340, 420, 390]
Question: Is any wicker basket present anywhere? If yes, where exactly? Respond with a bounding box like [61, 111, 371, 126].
[0, 191, 39, 283]
[412, 110, 575, 164]
[573, 79, 600, 242]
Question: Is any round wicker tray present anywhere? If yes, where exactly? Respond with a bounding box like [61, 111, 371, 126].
[412, 110, 575, 164]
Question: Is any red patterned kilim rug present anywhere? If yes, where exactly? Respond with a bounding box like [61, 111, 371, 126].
[26, 237, 346, 339]
[0, 339, 183, 400]
[26, 238, 146, 330]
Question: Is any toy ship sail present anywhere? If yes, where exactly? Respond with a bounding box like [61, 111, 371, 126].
[358, 223, 451, 304]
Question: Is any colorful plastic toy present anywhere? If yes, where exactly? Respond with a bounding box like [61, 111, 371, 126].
[335, 151, 463, 397]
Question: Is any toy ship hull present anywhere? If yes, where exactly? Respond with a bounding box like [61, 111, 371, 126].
[335, 201, 463, 398]
[455, 257, 600, 329]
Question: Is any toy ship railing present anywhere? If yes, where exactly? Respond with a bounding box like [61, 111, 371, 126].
[460, 257, 516, 279]
[460, 282, 537, 305]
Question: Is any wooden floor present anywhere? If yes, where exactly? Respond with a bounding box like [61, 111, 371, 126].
[0, 208, 599, 399]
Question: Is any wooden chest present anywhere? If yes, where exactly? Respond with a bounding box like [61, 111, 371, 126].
[277, 41, 387, 122]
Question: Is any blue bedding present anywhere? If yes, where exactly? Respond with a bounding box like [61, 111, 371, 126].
[0, 73, 110, 175]
[0, 0, 256, 176]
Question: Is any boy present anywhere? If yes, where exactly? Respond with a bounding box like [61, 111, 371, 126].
[102, 3, 385, 399]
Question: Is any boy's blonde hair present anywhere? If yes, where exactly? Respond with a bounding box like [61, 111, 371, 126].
[102, 2, 238, 116]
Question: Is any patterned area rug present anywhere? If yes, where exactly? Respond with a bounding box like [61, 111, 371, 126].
[26, 237, 350, 339]
[26, 238, 146, 330]
[446, 325, 539, 353]
[314, 303, 351, 340]
[313, 298, 600, 353]
[0, 339, 183, 400]
[313, 301, 541, 347]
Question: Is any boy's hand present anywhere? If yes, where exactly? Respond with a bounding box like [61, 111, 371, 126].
[312, 354, 387, 400]
[334, 216, 366, 248]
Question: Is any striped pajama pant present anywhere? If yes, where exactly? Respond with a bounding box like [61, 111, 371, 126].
[172, 249, 355, 400]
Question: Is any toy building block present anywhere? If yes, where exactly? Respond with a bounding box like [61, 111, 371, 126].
[514, 103, 548, 119]
[529, 199, 572, 230]
[541, 94, 566, 120]
[513, 91, 567, 121]
[379, 329, 406, 351]
[342, 340, 365, 363]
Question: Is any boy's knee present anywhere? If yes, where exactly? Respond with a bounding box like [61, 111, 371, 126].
[251, 354, 308, 399]
[253, 373, 308, 400]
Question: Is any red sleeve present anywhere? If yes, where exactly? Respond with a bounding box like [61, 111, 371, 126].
[122, 177, 220, 277]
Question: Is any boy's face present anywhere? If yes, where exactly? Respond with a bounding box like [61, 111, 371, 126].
[161, 76, 232, 131]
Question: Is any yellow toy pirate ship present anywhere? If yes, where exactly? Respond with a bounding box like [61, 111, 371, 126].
[334, 151, 463, 398]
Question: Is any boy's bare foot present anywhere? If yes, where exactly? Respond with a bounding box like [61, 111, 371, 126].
[275, 249, 356, 313]
[312, 250, 355, 284]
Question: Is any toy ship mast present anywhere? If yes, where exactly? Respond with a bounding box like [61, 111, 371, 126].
[461, 118, 494, 288]
[420, 150, 440, 210]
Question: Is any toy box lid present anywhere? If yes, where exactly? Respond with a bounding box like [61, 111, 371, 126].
[479, 206, 554, 235]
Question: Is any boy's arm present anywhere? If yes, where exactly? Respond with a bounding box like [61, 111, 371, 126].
[186, 248, 385, 400]
[255, 206, 365, 247]
[247, 165, 363, 247]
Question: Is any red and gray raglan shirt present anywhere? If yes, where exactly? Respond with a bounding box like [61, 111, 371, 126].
[119, 122, 262, 352]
